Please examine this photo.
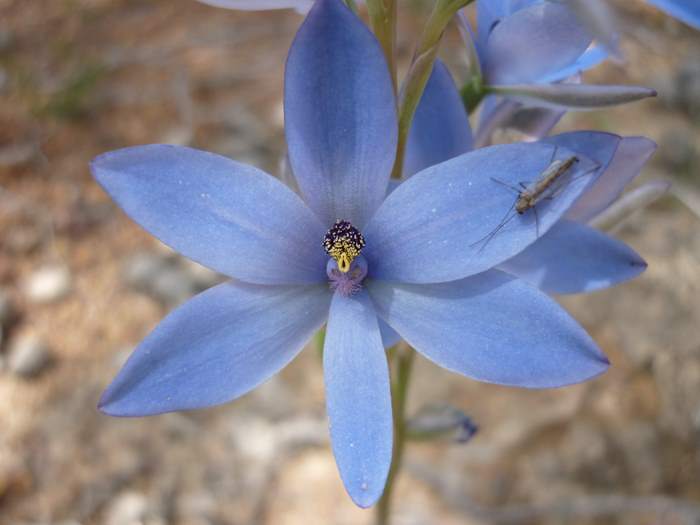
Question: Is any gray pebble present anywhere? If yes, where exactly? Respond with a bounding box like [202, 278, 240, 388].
[7, 334, 52, 378]
[23, 265, 72, 304]
[105, 491, 165, 525]
[150, 266, 197, 306]
[122, 252, 171, 291]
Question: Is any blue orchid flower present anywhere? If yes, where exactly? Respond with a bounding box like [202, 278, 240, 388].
[92, 0, 610, 508]
[470, 0, 609, 85]
[409, 58, 655, 295]
[459, 0, 655, 145]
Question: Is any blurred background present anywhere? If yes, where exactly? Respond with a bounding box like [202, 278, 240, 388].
[0, 1, 699, 524]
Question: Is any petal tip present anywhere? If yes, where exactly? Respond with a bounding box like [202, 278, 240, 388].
[348, 481, 384, 509]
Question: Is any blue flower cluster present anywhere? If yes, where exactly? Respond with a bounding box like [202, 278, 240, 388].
[91, 0, 692, 510]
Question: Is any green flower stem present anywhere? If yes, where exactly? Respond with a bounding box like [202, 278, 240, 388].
[391, 0, 474, 179]
[460, 75, 485, 114]
[367, 0, 398, 92]
[375, 344, 416, 525]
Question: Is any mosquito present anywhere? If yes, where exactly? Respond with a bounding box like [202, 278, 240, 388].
[470, 153, 586, 252]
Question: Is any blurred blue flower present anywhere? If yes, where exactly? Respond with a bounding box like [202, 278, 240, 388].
[408, 58, 654, 295]
[92, 0, 609, 508]
[459, 0, 655, 145]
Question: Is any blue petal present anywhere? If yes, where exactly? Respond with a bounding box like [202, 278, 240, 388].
[476, 0, 512, 53]
[646, 0, 700, 29]
[542, 130, 620, 174]
[499, 220, 647, 294]
[367, 271, 609, 388]
[285, 0, 397, 227]
[379, 319, 401, 348]
[99, 282, 331, 416]
[197, 0, 312, 11]
[567, 136, 657, 223]
[484, 3, 592, 84]
[489, 83, 657, 110]
[363, 142, 599, 284]
[324, 291, 392, 508]
[539, 45, 610, 83]
[92, 145, 327, 285]
[404, 60, 473, 178]
[475, 0, 540, 51]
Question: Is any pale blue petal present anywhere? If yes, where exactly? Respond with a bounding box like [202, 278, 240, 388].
[499, 220, 647, 294]
[476, 0, 512, 53]
[539, 45, 610, 83]
[485, 3, 592, 84]
[489, 83, 657, 110]
[363, 143, 599, 284]
[367, 271, 609, 388]
[285, 0, 397, 227]
[405, 60, 473, 178]
[567, 137, 657, 223]
[91, 145, 327, 285]
[647, 0, 700, 29]
[543, 130, 620, 172]
[379, 319, 401, 348]
[99, 282, 331, 416]
[324, 291, 392, 508]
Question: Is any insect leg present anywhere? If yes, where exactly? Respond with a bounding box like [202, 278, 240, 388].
[469, 200, 518, 253]
[490, 177, 522, 194]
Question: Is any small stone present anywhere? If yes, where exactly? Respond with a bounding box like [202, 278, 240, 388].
[23, 265, 72, 304]
[122, 252, 170, 291]
[7, 334, 52, 378]
[150, 266, 197, 306]
[105, 491, 149, 525]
